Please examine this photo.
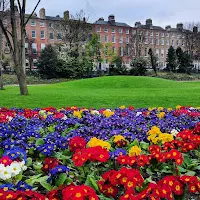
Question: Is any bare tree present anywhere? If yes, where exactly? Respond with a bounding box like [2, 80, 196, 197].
[25, 37, 35, 71]
[0, 0, 41, 95]
[58, 10, 92, 55]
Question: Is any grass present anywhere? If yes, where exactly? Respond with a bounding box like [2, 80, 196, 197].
[0, 76, 200, 109]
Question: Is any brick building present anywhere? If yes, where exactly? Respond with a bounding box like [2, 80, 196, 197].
[2, 7, 200, 71]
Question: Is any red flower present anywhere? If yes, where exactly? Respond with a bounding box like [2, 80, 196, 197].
[69, 136, 86, 152]
[42, 158, 59, 173]
[0, 156, 13, 166]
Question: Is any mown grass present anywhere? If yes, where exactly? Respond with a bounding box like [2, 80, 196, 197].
[0, 76, 200, 109]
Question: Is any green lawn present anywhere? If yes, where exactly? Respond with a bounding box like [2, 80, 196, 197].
[0, 76, 200, 109]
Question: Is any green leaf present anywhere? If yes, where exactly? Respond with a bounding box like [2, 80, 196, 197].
[0, 148, 3, 157]
[25, 175, 49, 186]
[40, 181, 53, 191]
[26, 158, 32, 167]
[55, 173, 67, 187]
[140, 142, 149, 150]
[128, 139, 139, 147]
[15, 173, 23, 181]
[185, 170, 196, 176]
[98, 194, 114, 200]
[182, 155, 192, 168]
[35, 138, 45, 146]
[89, 177, 100, 193]
[177, 166, 187, 173]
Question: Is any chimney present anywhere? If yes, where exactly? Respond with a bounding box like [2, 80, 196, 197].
[64, 10, 69, 20]
[193, 26, 198, 33]
[165, 25, 171, 31]
[135, 22, 141, 27]
[14, 5, 18, 12]
[98, 17, 104, 21]
[177, 23, 183, 30]
[108, 14, 115, 24]
[56, 15, 60, 18]
[39, 8, 46, 19]
[146, 19, 152, 26]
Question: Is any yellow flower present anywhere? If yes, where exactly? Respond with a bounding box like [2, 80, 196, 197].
[148, 107, 156, 111]
[176, 105, 182, 110]
[73, 111, 82, 119]
[148, 126, 162, 135]
[103, 110, 115, 118]
[158, 107, 164, 111]
[129, 146, 142, 156]
[157, 112, 165, 118]
[167, 108, 173, 111]
[113, 135, 125, 143]
[87, 137, 111, 150]
[119, 105, 126, 110]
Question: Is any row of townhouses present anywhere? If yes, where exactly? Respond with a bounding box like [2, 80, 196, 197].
[2, 7, 200, 71]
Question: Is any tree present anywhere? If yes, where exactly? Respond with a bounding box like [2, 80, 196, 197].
[0, 0, 41, 95]
[25, 38, 35, 71]
[130, 57, 148, 76]
[38, 44, 59, 78]
[166, 46, 177, 72]
[110, 56, 127, 75]
[148, 48, 157, 75]
[176, 47, 192, 73]
[58, 10, 92, 56]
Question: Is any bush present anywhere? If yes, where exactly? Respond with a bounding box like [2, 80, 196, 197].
[130, 57, 148, 76]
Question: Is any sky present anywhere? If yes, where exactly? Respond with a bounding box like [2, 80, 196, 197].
[26, 0, 200, 28]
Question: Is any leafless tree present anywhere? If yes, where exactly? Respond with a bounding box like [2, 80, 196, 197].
[25, 37, 35, 71]
[0, 0, 41, 95]
[58, 10, 92, 55]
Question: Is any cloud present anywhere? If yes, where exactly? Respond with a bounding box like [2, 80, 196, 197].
[27, 0, 200, 28]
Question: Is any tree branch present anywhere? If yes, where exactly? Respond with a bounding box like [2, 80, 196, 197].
[17, 0, 22, 15]
[24, 0, 41, 27]
[0, 19, 13, 52]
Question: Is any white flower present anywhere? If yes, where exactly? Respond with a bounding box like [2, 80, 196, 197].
[10, 162, 21, 176]
[136, 112, 142, 117]
[62, 115, 68, 120]
[6, 116, 13, 122]
[0, 166, 12, 180]
[171, 129, 179, 136]
[91, 110, 100, 115]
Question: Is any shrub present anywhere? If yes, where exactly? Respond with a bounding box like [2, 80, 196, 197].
[130, 57, 148, 76]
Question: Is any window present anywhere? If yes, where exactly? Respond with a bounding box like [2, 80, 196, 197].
[172, 40, 174, 46]
[31, 20, 36, 26]
[161, 32, 165, 37]
[156, 49, 159, 57]
[145, 48, 148, 56]
[104, 27, 108, 32]
[161, 49, 164, 58]
[112, 28, 115, 33]
[145, 37, 148, 44]
[156, 32, 159, 36]
[49, 32, 54, 40]
[112, 35, 116, 43]
[49, 23, 53, 28]
[161, 38, 165, 45]
[166, 39, 169, 45]
[126, 29, 129, 34]
[166, 33, 170, 37]
[182, 41, 185, 46]
[98, 34, 101, 42]
[150, 38, 154, 44]
[57, 33, 62, 40]
[126, 36, 129, 44]
[119, 36, 123, 43]
[40, 31, 45, 39]
[172, 33, 175, 37]
[119, 47, 123, 56]
[177, 40, 179, 46]
[118, 28, 123, 34]
[41, 43, 46, 50]
[40, 21, 45, 27]
[104, 35, 108, 43]
[32, 30, 36, 38]
[145, 31, 149, 36]
[97, 26, 101, 32]
[112, 46, 116, 53]
[156, 37, 159, 45]
[150, 32, 153, 36]
[32, 43, 37, 54]
[25, 43, 28, 54]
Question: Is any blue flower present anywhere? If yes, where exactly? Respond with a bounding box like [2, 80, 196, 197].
[49, 165, 70, 176]
[15, 181, 33, 191]
[0, 183, 13, 191]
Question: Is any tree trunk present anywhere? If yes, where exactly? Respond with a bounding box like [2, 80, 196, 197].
[0, 26, 3, 90]
[10, 0, 28, 95]
[0, 67, 3, 90]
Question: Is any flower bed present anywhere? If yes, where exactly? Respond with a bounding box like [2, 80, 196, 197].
[0, 106, 200, 200]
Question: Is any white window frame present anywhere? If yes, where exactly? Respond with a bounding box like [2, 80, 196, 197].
[49, 32, 54, 40]
[104, 35, 108, 43]
[32, 30, 36, 38]
[112, 35, 116, 43]
[126, 29, 129, 34]
[112, 28, 115, 33]
[161, 38, 165, 45]
[40, 30, 45, 39]
[40, 21, 45, 27]
[31, 20, 36, 26]
[104, 27, 108, 32]
[41, 43, 46, 50]
[126, 36, 129, 44]
[32, 43, 37, 54]
[97, 26, 101, 32]
[118, 28, 123, 34]
[119, 36, 123, 43]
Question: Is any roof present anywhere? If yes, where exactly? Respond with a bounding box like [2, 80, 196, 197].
[45, 16, 63, 21]
[94, 20, 131, 28]
[169, 28, 192, 33]
[137, 24, 164, 31]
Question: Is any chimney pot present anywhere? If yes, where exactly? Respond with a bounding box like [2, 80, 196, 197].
[193, 26, 198, 33]
[64, 10, 69, 20]
[135, 21, 141, 27]
[108, 14, 115, 24]
[146, 19, 152, 26]
[177, 23, 183, 30]
[39, 8, 46, 19]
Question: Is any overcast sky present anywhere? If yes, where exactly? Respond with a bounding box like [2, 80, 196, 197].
[27, 0, 200, 28]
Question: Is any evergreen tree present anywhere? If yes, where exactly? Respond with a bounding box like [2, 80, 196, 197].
[38, 45, 59, 78]
[166, 46, 177, 72]
[148, 48, 157, 76]
[130, 57, 148, 76]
